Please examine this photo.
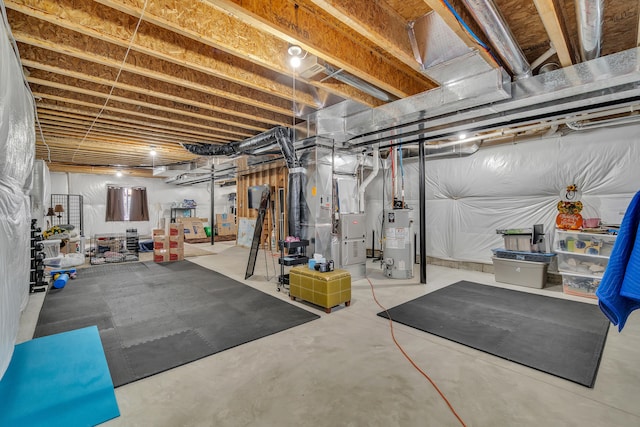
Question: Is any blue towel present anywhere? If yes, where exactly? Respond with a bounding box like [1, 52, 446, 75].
[596, 191, 640, 331]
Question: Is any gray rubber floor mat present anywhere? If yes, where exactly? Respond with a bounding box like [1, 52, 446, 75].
[35, 261, 319, 387]
[378, 280, 610, 387]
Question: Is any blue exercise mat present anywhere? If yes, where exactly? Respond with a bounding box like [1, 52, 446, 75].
[0, 326, 120, 426]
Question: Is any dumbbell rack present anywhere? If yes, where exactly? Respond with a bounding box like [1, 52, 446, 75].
[30, 219, 47, 293]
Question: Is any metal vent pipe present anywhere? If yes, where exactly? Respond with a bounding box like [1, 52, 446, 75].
[576, 0, 604, 61]
[460, 0, 532, 79]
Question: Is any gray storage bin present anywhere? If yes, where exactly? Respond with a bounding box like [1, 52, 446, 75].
[492, 256, 548, 289]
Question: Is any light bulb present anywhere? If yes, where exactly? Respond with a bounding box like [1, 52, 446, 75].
[150, 149, 157, 156]
[458, 133, 467, 140]
[289, 55, 301, 69]
[116, 171, 123, 177]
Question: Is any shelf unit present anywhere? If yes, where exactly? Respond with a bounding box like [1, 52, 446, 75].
[554, 229, 617, 298]
[277, 239, 309, 291]
[170, 207, 196, 223]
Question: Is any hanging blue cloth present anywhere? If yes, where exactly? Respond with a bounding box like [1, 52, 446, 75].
[596, 191, 640, 331]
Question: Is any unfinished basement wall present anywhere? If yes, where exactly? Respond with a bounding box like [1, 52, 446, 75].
[364, 123, 640, 264]
[0, 6, 35, 378]
[49, 172, 212, 237]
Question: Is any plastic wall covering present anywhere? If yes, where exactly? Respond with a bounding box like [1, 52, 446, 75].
[0, 5, 35, 379]
[49, 173, 213, 236]
[364, 124, 640, 263]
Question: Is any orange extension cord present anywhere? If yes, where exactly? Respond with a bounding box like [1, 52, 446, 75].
[368, 278, 467, 427]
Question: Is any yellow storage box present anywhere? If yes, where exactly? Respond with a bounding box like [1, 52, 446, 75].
[289, 266, 351, 313]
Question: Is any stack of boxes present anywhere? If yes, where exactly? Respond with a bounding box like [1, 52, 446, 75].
[153, 224, 184, 262]
[215, 213, 236, 237]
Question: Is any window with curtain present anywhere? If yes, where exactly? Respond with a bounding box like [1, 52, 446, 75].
[106, 185, 149, 221]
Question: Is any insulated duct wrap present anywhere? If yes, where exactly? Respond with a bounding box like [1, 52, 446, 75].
[0, 2, 35, 379]
[182, 127, 297, 167]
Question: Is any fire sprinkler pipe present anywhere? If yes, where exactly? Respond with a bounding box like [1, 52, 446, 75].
[358, 149, 379, 212]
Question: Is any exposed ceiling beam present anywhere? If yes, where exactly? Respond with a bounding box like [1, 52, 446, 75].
[37, 109, 224, 143]
[197, 0, 432, 97]
[10, 22, 296, 117]
[21, 51, 293, 128]
[4, 1, 324, 109]
[307, 0, 421, 73]
[94, 0, 390, 105]
[46, 163, 158, 178]
[532, 0, 574, 66]
[36, 98, 237, 141]
[29, 78, 265, 135]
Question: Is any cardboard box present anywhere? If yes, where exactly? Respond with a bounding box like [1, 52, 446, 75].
[216, 213, 235, 224]
[153, 236, 168, 249]
[169, 233, 184, 242]
[176, 217, 208, 224]
[152, 228, 164, 236]
[182, 221, 207, 240]
[169, 247, 184, 261]
[217, 222, 236, 236]
[169, 239, 183, 249]
[153, 249, 169, 262]
[169, 223, 185, 236]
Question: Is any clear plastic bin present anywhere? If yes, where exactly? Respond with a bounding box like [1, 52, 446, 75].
[561, 272, 601, 299]
[41, 239, 61, 258]
[556, 251, 609, 276]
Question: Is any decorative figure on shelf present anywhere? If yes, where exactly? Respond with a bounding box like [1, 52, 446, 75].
[556, 184, 583, 230]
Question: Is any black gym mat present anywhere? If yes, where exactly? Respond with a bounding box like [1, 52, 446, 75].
[35, 261, 319, 387]
[377, 281, 610, 387]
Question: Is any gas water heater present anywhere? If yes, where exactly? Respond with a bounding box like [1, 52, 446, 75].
[383, 209, 414, 279]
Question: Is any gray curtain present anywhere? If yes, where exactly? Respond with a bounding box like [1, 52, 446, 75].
[106, 186, 125, 221]
[129, 187, 149, 221]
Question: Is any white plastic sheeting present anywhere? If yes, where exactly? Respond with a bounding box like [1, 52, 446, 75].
[364, 124, 640, 264]
[49, 173, 213, 237]
[0, 2, 35, 379]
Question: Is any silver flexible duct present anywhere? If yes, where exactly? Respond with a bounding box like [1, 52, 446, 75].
[460, 0, 532, 79]
[576, 0, 604, 62]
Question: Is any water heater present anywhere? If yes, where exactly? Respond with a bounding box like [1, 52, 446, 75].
[383, 209, 414, 279]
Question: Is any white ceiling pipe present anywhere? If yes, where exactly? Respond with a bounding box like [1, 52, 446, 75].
[576, 0, 604, 62]
[431, 104, 640, 149]
[359, 149, 379, 213]
[460, 0, 532, 79]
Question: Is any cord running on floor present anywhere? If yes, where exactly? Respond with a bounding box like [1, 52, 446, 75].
[367, 278, 467, 427]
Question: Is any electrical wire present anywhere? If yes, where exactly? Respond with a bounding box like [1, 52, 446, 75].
[440, 0, 501, 66]
[368, 277, 467, 427]
[71, 0, 150, 162]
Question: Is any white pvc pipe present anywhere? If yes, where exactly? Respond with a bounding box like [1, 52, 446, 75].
[359, 149, 379, 213]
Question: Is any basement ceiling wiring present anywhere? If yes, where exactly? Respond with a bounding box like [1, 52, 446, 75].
[70, 0, 150, 163]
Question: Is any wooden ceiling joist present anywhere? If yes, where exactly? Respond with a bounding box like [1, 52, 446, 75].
[532, 0, 573, 66]
[100, 0, 430, 98]
[22, 56, 292, 128]
[28, 73, 272, 133]
[5, 1, 333, 109]
[36, 109, 226, 144]
[36, 100, 234, 142]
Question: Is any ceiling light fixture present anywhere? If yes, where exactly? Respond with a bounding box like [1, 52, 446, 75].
[458, 133, 467, 140]
[288, 44, 305, 69]
[116, 170, 123, 177]
[150, 145, 157, 156]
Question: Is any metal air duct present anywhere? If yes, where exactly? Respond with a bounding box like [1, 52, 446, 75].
[408, 11, 494, 85]
[460, 0, 532, 79]
[576, 0, 604, 62]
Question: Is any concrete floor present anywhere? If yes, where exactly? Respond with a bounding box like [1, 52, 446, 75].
[18, 242, 640, 426]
